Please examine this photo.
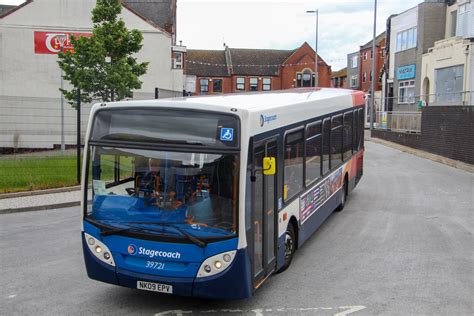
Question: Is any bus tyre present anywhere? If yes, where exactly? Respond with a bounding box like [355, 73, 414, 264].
[335, 178, 348, 212]
[278, 223, 296, 273]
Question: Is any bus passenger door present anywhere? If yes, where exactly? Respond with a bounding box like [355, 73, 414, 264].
[252, 138, 278, 288]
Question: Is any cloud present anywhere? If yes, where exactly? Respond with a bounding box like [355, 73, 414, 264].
[178, 0, 422, 70]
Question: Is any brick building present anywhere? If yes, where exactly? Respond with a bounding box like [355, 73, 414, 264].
[185, 42, 331, 94]
[359, 32, 386, 93]
[330, 67, 348, 88]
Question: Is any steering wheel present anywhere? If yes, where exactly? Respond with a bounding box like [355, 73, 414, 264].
[213, 221, 234, 230]
[125, 188, 136, 196]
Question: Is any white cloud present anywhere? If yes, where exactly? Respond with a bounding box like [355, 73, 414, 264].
[177, 0, 422, 70]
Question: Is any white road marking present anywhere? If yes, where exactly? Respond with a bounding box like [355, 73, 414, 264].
[154, 305, 367, 316]
[333, 306, 367, 316]
[7, 295, 17, 299]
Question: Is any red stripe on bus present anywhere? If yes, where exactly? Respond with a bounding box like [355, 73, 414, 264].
[351, 91, 365, 107]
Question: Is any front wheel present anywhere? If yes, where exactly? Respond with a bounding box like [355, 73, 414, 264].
[278, 223, 295, 273]
[335, 178, 348, 212]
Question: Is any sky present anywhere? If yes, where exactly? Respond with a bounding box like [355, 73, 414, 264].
[1, 0, 422, 70]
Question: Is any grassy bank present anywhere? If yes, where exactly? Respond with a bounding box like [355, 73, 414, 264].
[0, 155, 79, 193]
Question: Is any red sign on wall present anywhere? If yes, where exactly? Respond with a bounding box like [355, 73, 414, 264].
[34, 31, 92, 54]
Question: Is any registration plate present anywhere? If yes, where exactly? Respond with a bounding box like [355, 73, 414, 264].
[137, 281, 173, 294]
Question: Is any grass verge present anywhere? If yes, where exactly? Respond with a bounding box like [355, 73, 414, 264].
[0, 155, 79, 193]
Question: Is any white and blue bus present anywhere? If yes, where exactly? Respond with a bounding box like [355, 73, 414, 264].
[81, 88, 365, 299]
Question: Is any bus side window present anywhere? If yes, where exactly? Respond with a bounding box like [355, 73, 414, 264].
[353, 109, 359, 153]
[358, 108, 364, 149]
[283, 129, 304, 202]
[330, 115, 343, 168]
[343, 111, 353, 160]
[305, 121, 322, 185]
[322, 118, 331, 175]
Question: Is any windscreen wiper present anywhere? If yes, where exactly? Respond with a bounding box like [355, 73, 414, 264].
[128, 221, 207, 248]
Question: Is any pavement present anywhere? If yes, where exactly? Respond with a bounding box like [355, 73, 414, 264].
[0, 140, 473, 315]
[0, 134, 471, 214]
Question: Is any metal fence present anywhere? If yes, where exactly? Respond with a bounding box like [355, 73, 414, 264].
[375, 111, 421, 133]
[368, 91, 473, 133]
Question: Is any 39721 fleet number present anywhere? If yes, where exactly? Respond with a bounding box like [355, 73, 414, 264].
[146, 260, 165, 270]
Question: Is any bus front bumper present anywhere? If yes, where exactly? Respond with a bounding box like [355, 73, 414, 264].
[82, 237, 252, 299]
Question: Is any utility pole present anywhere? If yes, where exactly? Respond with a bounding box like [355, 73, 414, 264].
[306, 10, 319, 87]
[369, 0, 377, 132]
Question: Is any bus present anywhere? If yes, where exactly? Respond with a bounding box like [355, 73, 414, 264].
[81, 88, 365, 299]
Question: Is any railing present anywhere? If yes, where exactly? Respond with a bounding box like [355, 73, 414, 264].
[375, 111, 421, 133]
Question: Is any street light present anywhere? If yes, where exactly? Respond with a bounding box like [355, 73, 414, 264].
[369, 0, 377, 132]
[306, 10, 318, 87]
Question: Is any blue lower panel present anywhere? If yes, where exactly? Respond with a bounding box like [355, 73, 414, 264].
[83, 233, 252, 299]
[299, 189, 341, 247]
[193, 249, 252, 299]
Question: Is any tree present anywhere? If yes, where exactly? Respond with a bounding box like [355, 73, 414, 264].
[58, 0, 148, 104]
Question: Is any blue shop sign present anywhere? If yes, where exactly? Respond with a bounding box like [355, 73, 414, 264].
[397, 64, 416, 80]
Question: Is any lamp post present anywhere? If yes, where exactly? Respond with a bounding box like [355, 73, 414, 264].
[306, 10, 318, 87]
[57, 34, 67, 155]
[369, 0, 377, 132]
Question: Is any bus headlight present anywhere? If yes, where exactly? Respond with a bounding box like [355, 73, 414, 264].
[84, 233, 115, 267]
[196, 250, 236, 278]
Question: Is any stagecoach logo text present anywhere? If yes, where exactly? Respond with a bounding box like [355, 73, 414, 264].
[259, 114, 277, 127]
[128, 244, 181, 259]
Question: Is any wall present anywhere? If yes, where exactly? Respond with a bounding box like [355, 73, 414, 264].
[0, 0, 182, 149]
[372, 106, 474, 164]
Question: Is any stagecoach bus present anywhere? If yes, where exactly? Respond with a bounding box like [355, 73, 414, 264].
[81, 88, 365, 299]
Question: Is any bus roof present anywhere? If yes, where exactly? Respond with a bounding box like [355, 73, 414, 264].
[172, 88, 358, 110]
[96, 88, 365, 135]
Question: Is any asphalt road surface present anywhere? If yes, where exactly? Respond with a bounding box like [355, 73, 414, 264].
[1, 141, 473, 315]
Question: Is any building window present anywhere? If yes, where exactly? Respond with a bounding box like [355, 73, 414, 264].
[362, 72, 367, 83]
[399, 80, 415, 103]
[213, 79, 222, 93]
[303, 69, 312, 87]
[351, 75, 358, 88]
[363, 51, 368, 60]
[262, 78, 271, 91]
[200, 78, 209, 93]
[296, 70, 315, 87]
[351, 55, 358, 68]
[173, 52, 182, 69]
[450, 10, 457, 37]
[250, 77, 258, 91]
[236, 77, 245, 90]
[457, 4, 471, 37]
[396, 27, 417, 52]
[435, 65, 464, 104]
[284, 129, 304, 202]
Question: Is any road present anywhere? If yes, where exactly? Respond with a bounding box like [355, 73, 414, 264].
[1, 141, 473, 315]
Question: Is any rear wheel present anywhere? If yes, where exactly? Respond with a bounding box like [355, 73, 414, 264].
[335, 177, 348, 212]
[278, 223, 295, 273]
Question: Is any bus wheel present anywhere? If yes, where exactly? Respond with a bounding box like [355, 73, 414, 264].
[335, 177, 348, 212]
[278, 223, 295, 273]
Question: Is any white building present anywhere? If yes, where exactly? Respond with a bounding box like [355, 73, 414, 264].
[0, 0, 184, 150]
[421, 0, 474, 106]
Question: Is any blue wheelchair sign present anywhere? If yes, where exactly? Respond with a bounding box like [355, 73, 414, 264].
[220, 128, 234, 141]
